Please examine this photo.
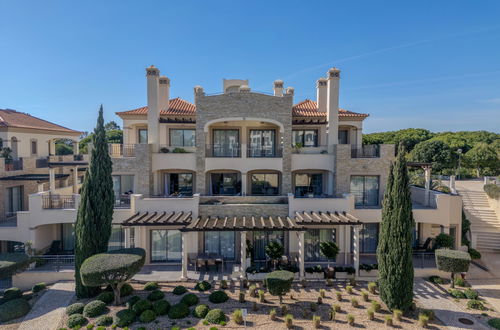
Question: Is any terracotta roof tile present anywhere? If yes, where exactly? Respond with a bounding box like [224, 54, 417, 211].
[292, 99, 369, 119]
[0, 109, 81, 134]
[116, 97, 196, 116]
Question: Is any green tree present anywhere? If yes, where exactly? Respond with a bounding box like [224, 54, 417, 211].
[377, 145, 414, 311]
[408, 140, 454, 172]
[265, 270, 294, 304]
[320, 241, 339, 268]
[363, 128, 434, 151]
[104, 121, 120, 131]
[464, 143, 500, 177]
[265, 241, 284, 269]
[79, 123, 123, 154]
[75, 106, 115, 298]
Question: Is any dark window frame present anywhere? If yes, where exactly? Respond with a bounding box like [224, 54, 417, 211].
[169, 129, 196, 147]
[292, 129, 319, 147]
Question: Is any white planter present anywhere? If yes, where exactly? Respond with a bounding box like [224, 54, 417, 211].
[247, 273, 268, 281]
[305, 272, 324, 280]
[360, 270, 378, 277]
[336, 272, 354, 279]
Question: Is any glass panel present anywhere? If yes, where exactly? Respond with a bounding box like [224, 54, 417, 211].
[151, 230, 167, 262]
[303, 130, 317, 147]
[166, 230, 182, 261]
[170, 129, 184, 146]
[211, 173, 239, 195]
[138, 129, 148, 144]
[204, 232, 235, 259]
[338, 130, 349, 144]
[350, 176, 364, 206]
[352, 224, 379, 253]
[305, 229, 335, 261]
[121, 175, 134, 194]
[364, 176, 379, 206]
[213, 130, 239, 157]
[253, 231, 284, 261]
[184, 130, 195, 147]
[204, 232, 219, 255]
[292, 130, 303, 146]
[62, 223, 75, 251]
[350, 176, 379, 206]
[108, 226, 124, 251]
[294, 174, 322, 197]
[251, 173, 279, 195]
[7, 186, 23, 213]
[249, 130, 275, 157]
[168, 173, 193, 196]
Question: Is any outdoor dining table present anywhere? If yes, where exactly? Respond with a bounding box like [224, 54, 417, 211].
[196, 253, 225, 272]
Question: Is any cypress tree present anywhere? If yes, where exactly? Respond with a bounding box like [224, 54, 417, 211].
[74, 105, 114, 298]
[377, 145, 414, 311]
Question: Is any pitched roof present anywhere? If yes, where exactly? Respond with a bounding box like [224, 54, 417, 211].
[116, 97, 196, 116]
[292, 99, 369, 119]
[0, 109, 81, 134]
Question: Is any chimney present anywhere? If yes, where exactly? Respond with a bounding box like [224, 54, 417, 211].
[159, 76, 170, 111]
[316, 78, 327, 113]
[146, 65, 160, 145]
[273, 80, 284, 96]
[326, 67, 340, 146]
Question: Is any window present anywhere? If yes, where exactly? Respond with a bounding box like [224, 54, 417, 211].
[212, 129, 240, 157]
[138, 129, 148, 144]
[204, 231, 235, 259]
[294, 173, 323, 197]
[150, 230, 181, 262]
[61, 223, 75, 251]
[31, 140, 37, 154]
[249, 130, 276, 157]
[351, 223, 379, 253]
[211, 173, 240, 195]
[165, 173, 193, 196]
[292, 130, 318, 147]
[6, 186, 23, 216]
[253, 231, 284, 261]
[305, 229, 336, 261]
[350, 176, 379, 206]
[112, 175, 134, 206]
[108, 226, 124, 251]
[251, 173, 279, 195]
[170, 129, 195, 147]
[338, 130, 349, 144]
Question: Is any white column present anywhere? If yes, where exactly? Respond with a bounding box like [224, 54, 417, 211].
[298, 231, 305, 280]
[49, 140, 56, 156]
[424, 166, 432, 206]
[124, 227, 131, 248]
[73, 141, 80, 155]
[73, 166, 79, 193]
[449, 175, 456, 194]
[326, 68, 340, 146]
[146, 66, 160, 147]
[353, 225, 360, 278]
[240, 231, 247, 278]
[181, 232, 188, 280]
[327, 172, 334, 195]
[49, 168, 56, 192]
[241, 173, 247, 196]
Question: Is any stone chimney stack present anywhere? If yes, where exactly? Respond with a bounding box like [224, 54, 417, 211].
[146, 65, 160, 145]
[316, 78, 328, 113]
[326, 67, 340, 146]
[159, 76, 170, 111]
[273, 80, 284, 96]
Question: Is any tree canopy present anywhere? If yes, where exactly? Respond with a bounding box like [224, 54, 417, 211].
[408, 140, 455, 172]
[79, 121, 123, 154]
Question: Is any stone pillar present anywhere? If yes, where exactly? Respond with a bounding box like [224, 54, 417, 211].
[298, 231, 305, 280]
[49, 168, 56, 192]
[146, 65, 160, 148]
[424, 166, 432, 206]
[356, 126, 363, 147]
[73, 141, 80, 155]
[240, 231, 247, 278]
[241, 173, 247, 196]
[124, 227, 131, 248]
[352, 225, 360, 278]
[73, 166, 79, 193]
[181, 232, 188, 280]
[49, 140, 56, 156]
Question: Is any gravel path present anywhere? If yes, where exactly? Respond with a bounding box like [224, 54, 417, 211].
[414, 279, 489, 329]
[17, 281, 75, 330]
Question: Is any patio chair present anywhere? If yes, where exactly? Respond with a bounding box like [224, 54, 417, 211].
[196, 258, 206, 272]
[414, 237, 433, 252]
[206, 258, 217, 271]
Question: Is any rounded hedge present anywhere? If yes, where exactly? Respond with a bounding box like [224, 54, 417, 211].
[205, 309, 226, 324]
[67, 313, 87, 328]
[0, 298, 31, 322]
[126, 295, 141, 309]
[435, 249, 471, 273]
[66, 302, 85, 315]
[83, 300, 107, 317]
[488, 318, 500, 330]
[95, 315, 113, 326]
[3, 287, 22, 301]
[195, 281, 212, 292]
[193, 304, 210, 318]
[168, 303, 190, 319]
[153, 299, 170, 315]
[144, 281, 159, 291]
[115, 309, 136, 327]
[97, 291, 115, 304]
[0, 253, 30, 278]
[106, 282, 134, 297]
[265, 270, 294, 301]
[181, 293, 199, 306]
[147, 289, 165, 301]
[172, 285, 187, 295]
[32, 282, 47, 293]
[140, 309, 156, 323]
[132, 299, 152, 314]
[208, 290, 229, 304]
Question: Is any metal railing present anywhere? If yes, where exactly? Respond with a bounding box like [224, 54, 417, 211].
[291, 145, 329, 154]
[36, 157, 49, 168]
[351, 145, 380, 158]
[41, 195, 76, 209]
[247, 146, 283, 158]
[108, 144, 136, 157]
[157, 145, 196, 153]
[349, 252, 436, 269]
[114, 195, 131, 209]
[29, 255, 75, 272]
[205, 144, 241, 157]
[4, 158, 23, 171]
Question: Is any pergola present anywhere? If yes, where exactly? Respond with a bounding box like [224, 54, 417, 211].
[122, 210, 363, 280]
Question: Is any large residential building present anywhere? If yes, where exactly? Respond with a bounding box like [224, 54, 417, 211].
[0, 66, 462, 283]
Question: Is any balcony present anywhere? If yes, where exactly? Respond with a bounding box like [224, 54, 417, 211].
[5, 158, 23, 171]
[351, 145, 380, 158]
[36, 157, 49, 168]
[41, 194, 76, 209]
[205, 144, 241, 158]
[247, 146, 283, 158]
[108, 144, 136, 157]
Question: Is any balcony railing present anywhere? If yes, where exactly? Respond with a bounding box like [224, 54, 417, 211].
[247, 146, 283, 158]
[36, 157, 49, 168]
[42, 195, 76, 209]
[4, 158, 23, 171]
[291, 145, 329, 154]
[108, 144, 136, 157]
[114, 194, 131, 209]
[205, 144, 241, 157]
[351, 145, 380, 158]
[29, 255, 75, 272]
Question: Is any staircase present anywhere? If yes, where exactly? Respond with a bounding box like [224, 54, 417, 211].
[455, 180, 500, 251]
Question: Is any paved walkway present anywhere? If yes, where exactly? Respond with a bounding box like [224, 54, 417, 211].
[18, 281, 75, 330]
[414, 279, 490, 329]
[468, 252, 500, 313]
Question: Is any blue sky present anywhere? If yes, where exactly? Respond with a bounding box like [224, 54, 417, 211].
[1, 1, 499, 134]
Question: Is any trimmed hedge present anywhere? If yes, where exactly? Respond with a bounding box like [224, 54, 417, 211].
[32, 282, 47, 293]
[0, 253, 31, 278]
[97, 291, 115, 304]
[140, 309, 156, 323]
[193, 304, 210, 318]
[168, 303, 190, 319]
[106, 282, 134, 297]
[95, 315, 113, 326]
[469, 248, 481, 260]
[181, 293, 199, 306]
[484, 184, 500, 199]
[66, 302, 85, 315]
[435, 233, 455, 249]
[144, 281, 159, 291]
[115, 309, 136, 327]
[147, 289, 165, 301]
[488, 318, 500, 329]
[265, 270, 294, 303]
[126, 295, 141, 309]
[83, 300, 107, 317]
[0, 298, 31, 322]
[132, 299, 152, 314]
[208, 290, 229, 304]
[435, 249, 471, 273]
[153, 299, 170, 315]
[67, 313, 87, 328]
[195, 281, 212, 292]
[205, 309, 226, 324]
[3, 287, 22, 301]
[172, 285, 187, 295]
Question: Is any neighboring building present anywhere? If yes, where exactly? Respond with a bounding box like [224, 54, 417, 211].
[0, 66, 462, 281]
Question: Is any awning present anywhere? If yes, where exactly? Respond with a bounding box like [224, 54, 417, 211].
[294, 211, 361, 225]
[122, 211, 192, 226]
[184, 216, 302, 231]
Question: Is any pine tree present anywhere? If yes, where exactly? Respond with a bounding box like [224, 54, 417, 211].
[377, 145, 415, 311]
[74, 105, 114, 298]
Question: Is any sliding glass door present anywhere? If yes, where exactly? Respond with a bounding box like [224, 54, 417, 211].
[212, 129, 239, 157]
[150, 230, 182, 262]
[204, 231, 235, 259]
[249, 129, 276, 157]
[211, 173, 240, 195]
[305, 229, 336, 261]
[253, 231, 284, 261]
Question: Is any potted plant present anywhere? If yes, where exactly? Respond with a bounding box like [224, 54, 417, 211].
[334, 266, 355, 279]
[293, 142, 303, 154]
[160, 147, 170, 153]
[245, 239, 253, 269]
[305, 265, 324, 279]
[172, 147, 187, 153]
[265, 241, 284, 270]
[359, 263, 378, 277]
[246, 265, 270, 281]
[320, 241, 339, 278]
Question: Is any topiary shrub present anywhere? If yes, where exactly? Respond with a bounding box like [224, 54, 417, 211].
[488, 318, 500, 329]
[181, 293, 199, 306]
[464, 288, 479, 299]
[66, 302, 85, 315]
[153, 299, 170, 315]
[106, 282, 134, 297]
[0, 253, 30, 279]
[467, 299, 486, 310]
[449, 289, 466, 299]
[144, 281, 159, 291]
[0, 298, 31, 322]
[132, 299, 152, 314]
[139, 309, 156, 323]
[435, 249, 471, 288]
[32, 282, 47, 293]
[205, 309, 226, 324]
[126, 295, 141, 308]
[172, 285, 187, 295]
[195, 280, 212, 292]
[97, 291, 115, 304]
[193, 304, 210, 318]
[3, 287, 22, 301]
[168, 303, 189, 319]
[147, 289, 165, 301]
[67, 313, 87, 328]
[208, 290, 229, 304]
[83, 300, 107, 317]
[265, 270, 294, 304]
[95, 315, 113, 326]
[114, 309, 136, 327]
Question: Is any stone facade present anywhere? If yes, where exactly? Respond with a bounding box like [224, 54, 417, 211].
[112, 143, 153, 196]
[199, 203, 289, 218]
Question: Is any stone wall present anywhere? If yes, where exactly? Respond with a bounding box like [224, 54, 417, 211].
[199, 203, 289, 218]
[112, 144, 153, 196]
